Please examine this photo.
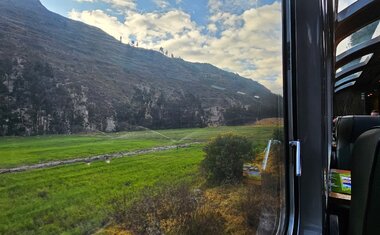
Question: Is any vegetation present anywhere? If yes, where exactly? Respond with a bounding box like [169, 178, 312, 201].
[110, 182, 226, 235]
[0, 0, 283, 136]
[0, 1, 287, 234]
[108, 182, 269, 235]
[224, 99, 283, 126]
[0, 147, 203, 235]
[0, 124, 282, 234]
[202, 134, 254, 184]
[0, 125, 274, 168]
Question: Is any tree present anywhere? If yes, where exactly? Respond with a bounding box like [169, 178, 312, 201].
[202, 133, 254, 184]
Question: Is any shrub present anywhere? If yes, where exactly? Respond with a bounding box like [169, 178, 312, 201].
[110, 182, 198, 235]
[240, 185, 263, 228]
[177, 207, 226, 235]
[241, 184, 281, 231]
[272, 128, 284, 142]
[109, 182, 227, 235]
[202, 133, 254, 184]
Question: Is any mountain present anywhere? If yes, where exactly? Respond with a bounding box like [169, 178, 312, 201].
[0, 0, 282, 136]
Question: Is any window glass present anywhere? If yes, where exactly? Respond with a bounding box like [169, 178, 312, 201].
[336, 53, 373, 73]
[0, 0, 286, 234]
[335, 71, 362, 87]
[336, 20, 380, 56]
[335, 81, 356, 93]
[338, 0, 357, 12]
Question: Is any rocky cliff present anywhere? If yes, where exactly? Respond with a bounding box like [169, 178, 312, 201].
[0, 0, 282, 136]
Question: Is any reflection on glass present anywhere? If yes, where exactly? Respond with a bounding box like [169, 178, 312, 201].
[336, 53, 373, 73]
[337, 20, 380, 56]
[335, 71, 362, 87]
[335, 81, 356, 93]
[0, 0, 285, 234]
[338, 0, 357, 12]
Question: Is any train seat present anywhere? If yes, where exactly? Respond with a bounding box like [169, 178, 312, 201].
[349, 127, 380, 235]
[334, 116, 380, 170]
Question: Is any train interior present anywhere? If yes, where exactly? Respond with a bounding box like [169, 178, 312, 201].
[329, 0, 380, 234]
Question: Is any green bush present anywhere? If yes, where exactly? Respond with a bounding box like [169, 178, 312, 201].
[202, 133, 254, 184]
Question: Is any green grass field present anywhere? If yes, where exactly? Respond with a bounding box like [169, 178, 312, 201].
[0, 147, 203, 234]
[0, 125, 275, 168]
[0, 124, 278, 234]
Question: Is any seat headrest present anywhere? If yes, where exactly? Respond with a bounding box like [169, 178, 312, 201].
[349, 127, 380, 235]
[336, 116, 380, 143]
[335, 116, 380, 170]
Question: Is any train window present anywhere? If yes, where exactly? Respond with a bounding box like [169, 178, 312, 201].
[0, 0, 288, 234]
[331, 0, 380, 233]
[337, 0, 358, 12]
[336, 20, 380, 56]
[334, 81, 356, 93]
[336, 53, 373, 73]
[335, 71, 362, 87]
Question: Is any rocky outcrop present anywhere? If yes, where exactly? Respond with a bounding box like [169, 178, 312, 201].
[0, 0, 282, 136]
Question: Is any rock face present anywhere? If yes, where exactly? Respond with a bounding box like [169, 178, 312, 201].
[0, 0, 282, 136]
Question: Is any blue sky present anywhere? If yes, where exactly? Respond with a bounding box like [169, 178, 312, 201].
[39, 0, 283, 94]
[41, 0, 277, 27]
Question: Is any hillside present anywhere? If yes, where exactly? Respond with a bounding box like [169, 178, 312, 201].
[0, 0, 282, 136]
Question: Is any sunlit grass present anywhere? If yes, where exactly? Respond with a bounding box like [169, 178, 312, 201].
[0, 124, 280, 234]
[0, 125, 276, 168]
[0, 147, 203, 234]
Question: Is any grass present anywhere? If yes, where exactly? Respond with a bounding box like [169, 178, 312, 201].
[0, 125, 276, 168]
[0, 123, 280, 234]
[0, 147, 203, 235]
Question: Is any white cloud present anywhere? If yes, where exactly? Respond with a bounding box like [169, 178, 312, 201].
[102, 0, 136, 10]
[69, 9, 126, 40]
[76, 0, 95, 2]
[68, 2, 283, 94]
[207, 23, 217, 33]
[208, 0, 258, 14]
[154, 0, 170, 9]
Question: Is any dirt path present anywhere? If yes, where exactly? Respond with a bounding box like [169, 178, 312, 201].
[0, 142, 201, 174]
